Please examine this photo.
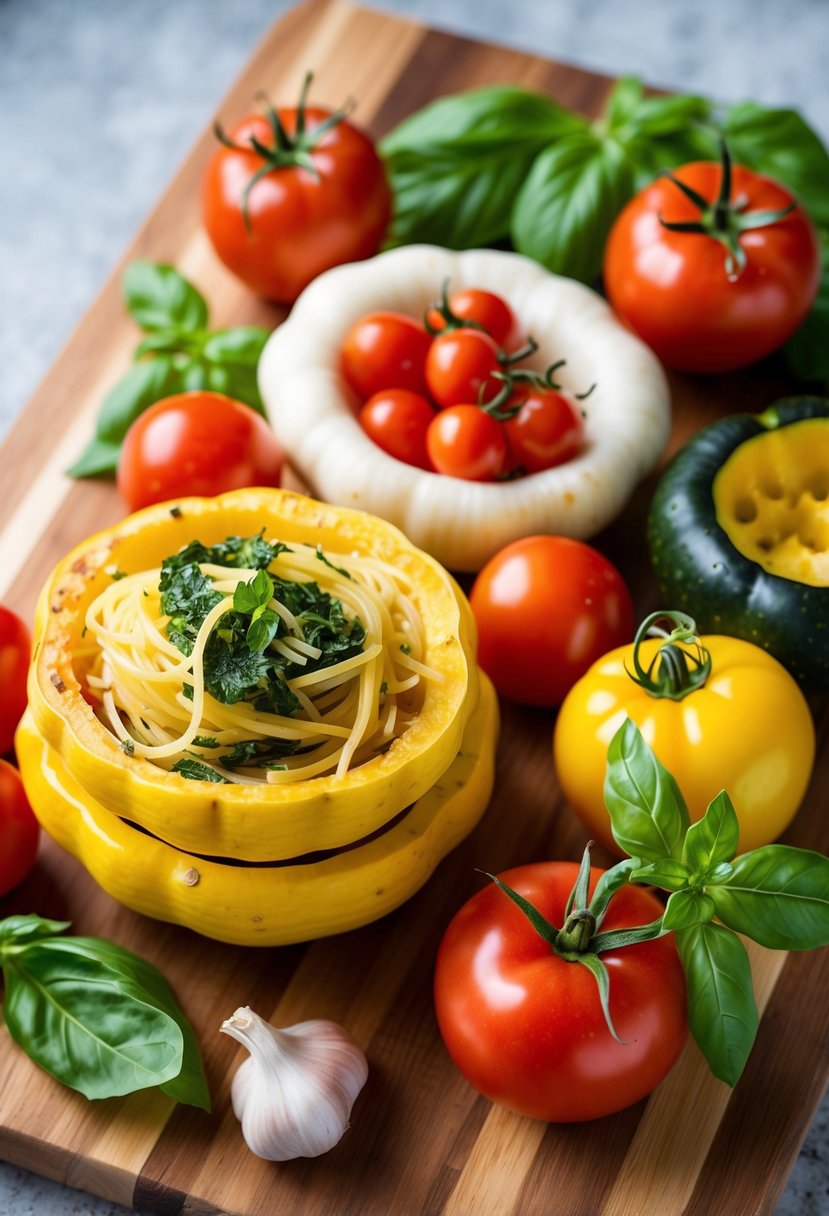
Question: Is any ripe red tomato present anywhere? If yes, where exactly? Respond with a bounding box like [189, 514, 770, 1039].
[202, 88, 391, 303]
[503, 388, 585, 474]
[358, 389, 435, 469]
[0, 760, 39, 897]
[603, 158, 820, 373]
[435, 862, 687, 1122]
[341, 313, 431, 400]
[426, 288, 515, 347]
[425, 328, 501, 408]
[0, 607, 30, 756]
[426, 406, 507, 481]
[117, 392, 282, 511]
[470, 536, 634, 706]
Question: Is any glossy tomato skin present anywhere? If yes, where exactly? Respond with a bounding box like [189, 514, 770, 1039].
[202, 108, 391, 303]
[117, 392, 282, 511]
[554, 635, 815, 854]
[0, 759, 39, 897]
[341, 313, 431, 400]
[0, 606, 30, 755]
[427, 289, 515, 347]
[426, 328, 501, 408]
[426, 406, 507, 481]
[470, 536, 634, 706]
[435, 863, 687, 1122]
[604, 162, 820, 373]
[359, 389, 435, 469]
[503, 388, 585, 474]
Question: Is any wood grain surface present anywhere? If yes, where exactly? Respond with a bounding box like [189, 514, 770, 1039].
[1, 2, 826, 1213]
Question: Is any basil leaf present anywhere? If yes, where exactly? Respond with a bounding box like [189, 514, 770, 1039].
[219, 363, 268, 415]
[724, 103, 829, 228]
[180, 360, 211, 392]
[234, 569, 274, 613]
[65, 439, 122, 479]
[202, 326, 270, 367]
[603, 719, 690, 863]
[709, 846, 829, 950]
[682, 790, 740, 877]
[676, 921, 757, 1086]
[663, 889, 715, 932]
[0, 916, 72, 947]
[123, 261, 209, 333]
[786, 231, 829, 387]
[511, 132, 633, 283]
[171, 758, 228, 784]
[247, 609, 279, 654]
[134, 330, 187, 360]
[3, 946, 185, 1101]
[381, 86, 586, 248]
[630, 858, 690, 891]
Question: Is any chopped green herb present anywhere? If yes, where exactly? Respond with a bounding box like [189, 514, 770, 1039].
[316, 545, 352, 580]
[171, 758, 228, 783]
[400, 642, 412, 655]
[169, 506, 183, 518]
[120, 739, 136, 757]
[192, 735, 220, 749]
[221, 738, 304, 768]
[380, 681, 389, 695]
[110, 569, 127, 581]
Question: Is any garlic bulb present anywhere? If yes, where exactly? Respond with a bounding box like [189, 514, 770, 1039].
[220, 1006, 369, 1160]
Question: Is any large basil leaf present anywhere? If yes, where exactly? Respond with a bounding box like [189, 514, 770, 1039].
[123, 261, 209, 333]
[663, 889, 715, 932]
[676, 921, 758, 1086]
[381, 86, 586, 248]
[786, 230, 829, 386]
[202, 326, 270, 367]
[511, 131, 633, 283]
[709, 846, 829, 950]
[682, 790, 740, 877]
[603, 719, 690, 863]
[0, 916, 71, 947]
[724, 103, 829, 228]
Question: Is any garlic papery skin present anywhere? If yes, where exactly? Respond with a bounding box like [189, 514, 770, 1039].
[220, 1006, 369, 1161]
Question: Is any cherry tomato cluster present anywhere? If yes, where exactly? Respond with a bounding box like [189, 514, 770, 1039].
[341, 284, 588, 481]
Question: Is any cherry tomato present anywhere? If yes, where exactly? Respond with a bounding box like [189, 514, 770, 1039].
[603, 157, 820, 373]
[358, 389, 435, 469]
[435, 862, 687, 1122]
[341, 313, 431, 400]
[0, 760, 39, 897]
[426, 406, 507, 482]
[426, 288, 515, 347]
[503, 387, 585, 474]
[425, 328, 501, 408]
[117, 392, 282, 511]
[470, 536, 634, 706]
[202, 88, 391, 303]
[0, 606, 30, 756]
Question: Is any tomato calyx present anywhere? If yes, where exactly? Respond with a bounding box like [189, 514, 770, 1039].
[483, 359, 595, 421]
[485, 846, 664, 1042]
[424, 279, 489, 336]
[626, 610, 712, 701]
[214, 73, 351, 227]
[659, 137, 797, 280]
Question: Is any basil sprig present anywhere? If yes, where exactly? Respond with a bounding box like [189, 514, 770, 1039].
[603, 719, 829, 1085]
[381, 78, 829, 387]
[69, 261, 271, 478]
[0, 915, 210, 1107]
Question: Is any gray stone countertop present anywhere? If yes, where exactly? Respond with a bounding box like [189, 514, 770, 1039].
[1, 1, 827, 1213]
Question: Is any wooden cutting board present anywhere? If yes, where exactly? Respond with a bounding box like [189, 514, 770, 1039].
[1, 1, 827, 1213]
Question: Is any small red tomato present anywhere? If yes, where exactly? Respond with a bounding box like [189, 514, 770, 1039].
[470, 535, 634, 706]
[341, 313, 431, 400]
[0, 606, 30, 756]
[358, 389, 435, 469]
[426, 328, 502, 408]
[426, 406, 507, 481]
[117, 392, 282, 511]
[427, 288, 515, 347]
[503, 388, 585, 474]
[202, 86, 391, 303]
[0, 760, 39, 897]
[434, 862, 687, 1122]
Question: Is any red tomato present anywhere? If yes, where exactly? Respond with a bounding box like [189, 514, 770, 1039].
[470, 536, 634, 706]
[426, 288, 515, 347]
[341, 313, 431, 400]
[435, 862, 687, 1122]
[202, 90, 391, 303]
[0, 760, 39, 897]
[426, 406, 507, 481]
[503, 388, 585, 474]
[425, 328, 501, 408]
[117, 392, 282, 511]
[358, 389, 435, 469]
[0, 607, 30, 756]
[603, 159, 820, 373]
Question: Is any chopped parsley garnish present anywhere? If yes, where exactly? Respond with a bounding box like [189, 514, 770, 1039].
[158, 532, 366, 718]
[400, 642, 411, 655]
[316, 545, 352, 579]
[120, 738, 135, 757]
[220, 738, 304, 769]
[171, 758, 228, 783]
[192, 735, 220, 749]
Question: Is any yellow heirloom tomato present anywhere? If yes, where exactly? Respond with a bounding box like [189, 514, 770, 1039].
[553, 612, 815, 855]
